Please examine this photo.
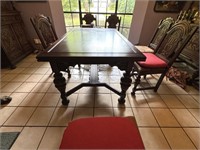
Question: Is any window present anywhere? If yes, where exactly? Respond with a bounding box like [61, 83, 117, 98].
[62, 0, 135, 38]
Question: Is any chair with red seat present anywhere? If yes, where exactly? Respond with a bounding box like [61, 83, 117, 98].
[131, 20, 198, 95]
[59, 117, 144, 149]
[135, 17, 174, 53]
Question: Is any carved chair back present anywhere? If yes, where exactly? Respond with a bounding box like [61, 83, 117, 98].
[155, 20, 197, 67]
[81, 13, 97, 28]
[105, 14, 121, 31]
[30, 14, 58, 49]
[149, 17, 174, 50]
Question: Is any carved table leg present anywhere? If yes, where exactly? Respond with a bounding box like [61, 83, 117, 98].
[53, 72, 69, 105]
[118, 70, 132, 104]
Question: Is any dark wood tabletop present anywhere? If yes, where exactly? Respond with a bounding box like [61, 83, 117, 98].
[37, 28, 145, 63]
[36, 28, 146, 105]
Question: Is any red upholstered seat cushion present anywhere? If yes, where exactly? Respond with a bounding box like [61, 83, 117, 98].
[138, 53, 167, 68]
[59, 117, 145, 149]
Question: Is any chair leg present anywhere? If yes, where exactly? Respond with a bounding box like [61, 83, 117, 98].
[154, 72, 166, 92]
[67, 68, 71, 78]
[131, 74, 141, 95]
[78, 64, 81, 69]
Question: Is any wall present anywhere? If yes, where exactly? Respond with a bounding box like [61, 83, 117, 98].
[13, 0, 66, 48]
[128, 0, 192, 45]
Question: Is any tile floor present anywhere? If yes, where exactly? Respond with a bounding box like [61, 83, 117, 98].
[0, 54, 199, 149]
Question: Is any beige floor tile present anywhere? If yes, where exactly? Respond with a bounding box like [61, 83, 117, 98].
[21, 67, 38, 74]
[11, 127, 46, 150]
[49, 108, 74, 126]
[95, 94, 112, 107]
[132, 108, 158, 127]
[31, 82, 51, 92]
[191, 94, 199, 102]
[39, 93, 60, 106]
[184, 128, 200, 149]
[127, 93, 149, 108]
[65, 83, 80, 93]
[109, 83, 121, 94]
[144, 94, 167, 108]
[167, 84, 188, 94]
[188, 109, 200, 122]
[170, 109, 200, 127]
[72, 108, 93, 120]
[40, 62, 51, 68]
[157, 84, 174, 94]
[1, 82, 22, 92]
[10, 74, 30, 82]
[15, 82, 37, 92]
[39, 74, 54, 82]
[8, 68, 25, 74]
[4, 107, 35, 126]
[7, 93, 28, 106]
[27, 107, 55, 126]
[47, 83, 60, 93]
[139, 127, 170, 149]
[152, 108, 180, 127]
[111, 94, 131, 107]
[96, 86, 111, 94]
[162, 128, 196, 149]
[1, 74, 18, 82]
[176, 95, 199, 108]
[57, 94, 78, 107]
[0, 107, 17, 125]
[38, 127, 66, 149]
[76, 94, 94, 107]
[79, 86, 95, 94]
[34, 67, 49, 74]
[0, 92, 11, 97]
[17, 62, 33, 68]
[19, 93, 45, 106]
[0, 127, 23, 132]
[160, 94, 185, 108]
[94, 108, 114, 117]
[0, 82, 8, 88]
[113, 107, 134, 117]
[30, 62, 44, 68]
[25, 74, 44, 82]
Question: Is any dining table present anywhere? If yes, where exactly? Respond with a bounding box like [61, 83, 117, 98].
[36, 28, 146, 105]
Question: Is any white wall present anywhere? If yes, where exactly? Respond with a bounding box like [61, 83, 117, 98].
[128, 0, 148, 45]
[13, 0, 66, 48]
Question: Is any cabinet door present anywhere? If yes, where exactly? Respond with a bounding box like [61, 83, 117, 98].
[12, 23, 33, 54]
[1, 25, 24, 62]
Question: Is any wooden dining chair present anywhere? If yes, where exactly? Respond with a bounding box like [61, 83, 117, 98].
[105, 14, 121, 31]
[30, 14, 58, 49]
[81, 13, 97, 28]
[30, 14, 72, 76]
[135, 17, 174, 53]
[131, 20, 198, 95]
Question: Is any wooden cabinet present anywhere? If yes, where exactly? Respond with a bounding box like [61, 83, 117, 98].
[1, 1, 33, 69]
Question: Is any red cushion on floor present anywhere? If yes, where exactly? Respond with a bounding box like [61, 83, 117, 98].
[59, 117, 145, 149]
[138, 53, 167, 68]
